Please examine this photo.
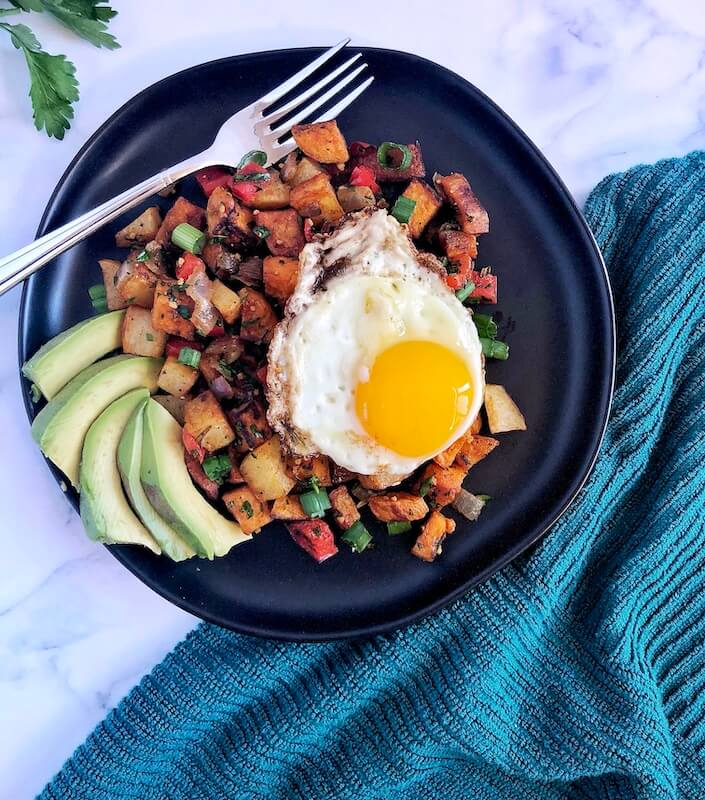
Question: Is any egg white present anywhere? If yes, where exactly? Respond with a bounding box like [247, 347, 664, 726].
[267, 209, 485, 480]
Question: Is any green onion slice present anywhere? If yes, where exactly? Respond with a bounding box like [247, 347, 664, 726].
[341, 520, 373, 552]
[387, 521, 412, 535]
[377, 142, 412, 171]
[178, 347, 202, 369]
[472, 313, 497, 339]
[455, 281, 476, 303]
[172, 223, 206, 254]
[418, 476, 435, 498]
[253, 225, 271, 239]
[300, 487, 331, 518]
[480, 338, 509, 360]
[88, 283, 106, 301]
[237, 150, 268, 169]
[202, 453, 232, 483]
[135, 248, 151, 262]
[391, 195, 416, 225]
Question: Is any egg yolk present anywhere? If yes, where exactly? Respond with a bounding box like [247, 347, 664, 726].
[355, 340, 474, 457]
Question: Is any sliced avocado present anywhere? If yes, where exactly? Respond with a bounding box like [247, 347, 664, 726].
[140, 399, 250, 559]
[22, 310, 125, 400]
[32, 354, 162, 488]
[79, 389, 160, 554]
[118, 402, 195, 561]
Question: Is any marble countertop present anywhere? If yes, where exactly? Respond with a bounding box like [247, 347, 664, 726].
[2, 1, 705, 796]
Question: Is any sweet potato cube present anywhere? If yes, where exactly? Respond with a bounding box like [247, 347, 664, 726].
[206, 186, 255, 247]
[151, 278, 195, 339]
[470, 412, 482, 435]
[211, 279, 242, 324]
[414, 463, 465, 508]
[115, 206, 162, 248]
[184, 390, 235, 452]
[263, 256, 299, 303]
[157, 357, 199, 398]
[454, 434, 499, 472]
[435, 173, 489, 235]
[98, 258, 127, 311]
[412, 511, 456, 562]
[271, 495, 307, 521]
[433, 437, 466, 469]
[357, 472, 407, 491]
[238, 288, 278, 344]
[286, 454, 332, 486]
[328, 486, 360, 531]
[255, 209, 305, 257]
[291, 120, 349, 164]
[251, 170, 290, 210]
[368, 491, 429, 522]
[121, 306, 167, 358]
[289, 173, 344, 226]
[402, 180, 442, 238]
[155, 196, 206, 245]
[223, 486, 272, 535]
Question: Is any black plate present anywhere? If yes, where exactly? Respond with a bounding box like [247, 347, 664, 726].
[18, 47, 614, 641]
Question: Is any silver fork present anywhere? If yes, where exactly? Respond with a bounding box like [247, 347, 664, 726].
[0, 40, 373, 296]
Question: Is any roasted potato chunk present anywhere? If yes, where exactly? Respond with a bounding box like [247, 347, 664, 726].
[357, 472, 408, 491]
[401, 180, 442, 238]
[238, 288, 278, 344]
[98, 258, 127, 311]
[337, 185, 376, 213]
[263, 256, 300, 303]
[454, 434, 499, 471]
[157, 357, 199, 398]
[412, 511, 456, 562]
[239, 436, 296, 501]
[155, 196, 206, 245]
[329, 486, 360, 531]
[415, 463, 465, 508]
[286, 156, 325, 187]
[286, 454, 332, 486]
[198, 336, 243, 384]
[184, 390, 235, 452]
[223, 486, 271, 534]
[250, 169, 290, 210]
[151, 278, 195, 339]
[255, 209, 305, 257]
[206, 186, 255, 247]
[368, 491, 429, 522]
[271, 495, 307, 521]
[433, 437, 466, 469]
[434, 173, 489, 235]
[115, 206, 162, 248]
[229, 399, 271, 454]
[116, 259, 160, 308]
[211, 279, 242, 324]
[484, 384, 527, 433]
[121, 306, 167, 358]
[291, 120, 349, 164]
[289, 173, 344, 226]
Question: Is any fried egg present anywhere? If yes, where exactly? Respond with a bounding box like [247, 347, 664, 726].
[266, 209, 484, 482]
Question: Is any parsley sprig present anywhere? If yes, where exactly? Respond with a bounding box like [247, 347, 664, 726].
[0, 1, 119, 139]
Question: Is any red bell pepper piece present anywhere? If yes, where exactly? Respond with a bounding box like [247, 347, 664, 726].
[176, 252, 205, 282]
[231, 181, 260, 204]
[182, 429, 205, 464]
[303, 218, 315, 242]
[287, 521, 338, 563]
[349, 165, 380, 194]
[469, 271, 497, 304]
[210, 323, 225, 338]
[195, 167, 233, 198]
[166, 336, 204, 359]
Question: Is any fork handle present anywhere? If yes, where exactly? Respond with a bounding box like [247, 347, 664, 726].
[0, 151, 213, 297]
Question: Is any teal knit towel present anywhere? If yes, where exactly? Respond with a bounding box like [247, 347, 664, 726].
[40, 153, 705, 800]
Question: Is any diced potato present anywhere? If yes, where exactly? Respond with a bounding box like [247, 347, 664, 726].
[151, 278, 196, 339]
[337, 185, 375, 213]
[250, 169, 290, 210]
[154, 394, 187, 424]
[98, 259, 127, 311]
[263, 256, 299, 303]
[402, 180, 442, 238]
[434, 172, 489, 235]
[271, 495, 307, 521]
[484, 384, 527, 433]
[368, 491, 429, 522]
[291, 120, 349, 164]
[229, 399, 272, 453]
[121, 306, 167, 357]
[412, 511, 456, 562]
[289, 173, 344, 225]
[198, 336, 243, 384]
[155, 196, 206, 245]
[357, 472, 408, 491]
[238, 288, 278, 344]
[211, 279, 242, 324]
[286, 454, 332, 486]
[455, 434, 499, 471]
[439, 229, 477, 271]
[239, 436, 296, 501]
[157, 357, 199, 398]
[115, 206, 162, 248]
[255, 209, 305, 257]
[433, 437, 466, 469]
[223, 486, 272, 535]
[206, 186, 255, 247]
[328, 486, 360, 530]
[184, 390, 235, 452]
[287, 156, 325, 187]
[116, 260, 160, 308]
[414, 463, 465, 508]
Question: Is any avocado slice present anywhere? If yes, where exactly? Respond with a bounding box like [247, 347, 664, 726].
[22, 310, 125, 400]
[79, 389, 160, 554]
[140, 399, 250, 559]
[32, 354, 162, 488]
[117, 402, 195, 562]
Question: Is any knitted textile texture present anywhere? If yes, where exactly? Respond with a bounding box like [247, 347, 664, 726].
[40, 153, 705, 800]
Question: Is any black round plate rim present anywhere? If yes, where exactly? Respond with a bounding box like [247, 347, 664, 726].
[17, 45, 616, 641]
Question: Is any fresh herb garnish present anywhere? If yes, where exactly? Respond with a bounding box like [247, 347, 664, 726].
[177, 304, 191, 319]
[232, 171, 270, 183]
[253, 225, 271, 240]
[202, 453, 231, 484]
[241, 500, 254, 518]
[145, 332, 154, 342]
[135, 248, 150, 262]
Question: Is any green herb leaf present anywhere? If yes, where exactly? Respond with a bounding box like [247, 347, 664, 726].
[135, 248, 150, 262]
[253, 225, 270, 240]
[241, 499, 254, 518]
[34, 1, 119, 49]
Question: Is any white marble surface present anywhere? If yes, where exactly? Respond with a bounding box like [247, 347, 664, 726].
[2, 1, 705, 796]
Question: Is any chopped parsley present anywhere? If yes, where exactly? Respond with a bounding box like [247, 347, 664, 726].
[145, 332, 154, 342]
[241, 500, 254, 518]
[136, 249, 150, 262]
